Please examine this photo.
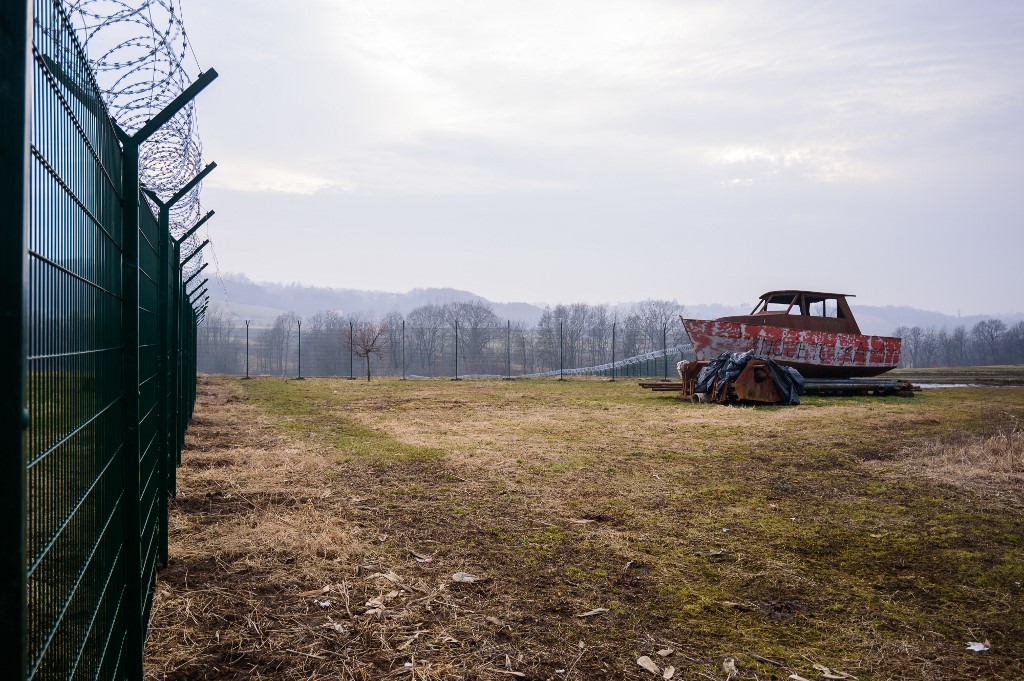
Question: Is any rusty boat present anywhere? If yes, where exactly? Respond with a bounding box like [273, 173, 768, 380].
[681, 290, 902, 379]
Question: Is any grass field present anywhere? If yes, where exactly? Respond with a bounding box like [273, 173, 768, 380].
[145, 376, 1024, 680]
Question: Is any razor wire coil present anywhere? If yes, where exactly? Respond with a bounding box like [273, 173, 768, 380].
[62, 0, 208, 276]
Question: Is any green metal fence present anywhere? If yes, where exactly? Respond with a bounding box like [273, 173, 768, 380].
[3, 2, 215, 679]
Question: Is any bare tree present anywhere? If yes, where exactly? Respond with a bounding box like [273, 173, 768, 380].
[971, 319, 1006, 365]
[348, 322, 389, 381]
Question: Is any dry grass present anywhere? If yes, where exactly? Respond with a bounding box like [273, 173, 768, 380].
[145, 377, 1024, 680]
[899, 419, 1024, 504]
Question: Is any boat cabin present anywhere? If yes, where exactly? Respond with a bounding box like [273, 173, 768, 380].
[719, 290, 862, 335]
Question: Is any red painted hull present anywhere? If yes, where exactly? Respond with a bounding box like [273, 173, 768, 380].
[682, 319, 901, 378]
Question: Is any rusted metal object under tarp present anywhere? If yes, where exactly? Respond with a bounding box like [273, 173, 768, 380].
[695, 351, 804, 404]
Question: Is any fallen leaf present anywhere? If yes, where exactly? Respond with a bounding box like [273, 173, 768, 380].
[486, 616, 504, 626]
[723, 657, 738, 679]
[637, 655, 662, 675]
[569, 518, 596, 524]
[412, 551, 433, 563]
[656, 648, 674, 657]
[493, 672, 526, 678]
[576, 608, 609, 617]
[452, 572, 480, 583]
[298, 586, 331, 596]
[966, 640, 990, 652]
[322, 622, 345, 633]
[662, 665, 675, 679]
[789, 675, 813, 681]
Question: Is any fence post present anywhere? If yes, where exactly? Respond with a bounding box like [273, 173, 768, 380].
[0, 1, 30, 674]
[663, 325, 668, 380]
[507, 320, 511, 379]
[611, 322, 616, 381]
[402, 320, 406, 379]
[297, 318, 302, 378]
[349, 321, 354, 379]
[559, 322, 564, 380]
[454, 320, 460, 380]
[245, 320, 250, 378]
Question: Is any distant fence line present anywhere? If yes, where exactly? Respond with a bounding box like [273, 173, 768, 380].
[4, 2, 215, 680]
[198, 319, 696, 380]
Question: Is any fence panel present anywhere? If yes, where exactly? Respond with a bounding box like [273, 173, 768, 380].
[4, 1, 205, 679]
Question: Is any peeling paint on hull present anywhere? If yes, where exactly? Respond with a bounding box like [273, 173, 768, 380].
[682, 319, 902, 378]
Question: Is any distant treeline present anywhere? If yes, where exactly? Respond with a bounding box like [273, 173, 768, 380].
[892, 320, 1024, 368]
[197, 300, 1024, 377]
[197, 299, 689, 378]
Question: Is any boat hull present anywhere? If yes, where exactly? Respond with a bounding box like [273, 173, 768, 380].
[682, 319, 901, 378]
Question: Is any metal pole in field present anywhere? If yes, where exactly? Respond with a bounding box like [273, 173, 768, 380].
[663, 325, 668, 380]
[297, 319, 302, 378]
[402, 320, 406, 379]
[611, 322, 616, 381]
[349, 320, 354, 379]
[454, 320, 459, 380]
[507, 320, 511, 379]
[559, 322, 563, 380]
[245, 320, 250, 378]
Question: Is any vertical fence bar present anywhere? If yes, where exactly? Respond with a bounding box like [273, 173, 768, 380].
[401, 320, 406, 379]
[349, 321, 354, 379]
[0, 1, 30, 676]
[507, 320, 511, 379]
[454, 320, 459, 380]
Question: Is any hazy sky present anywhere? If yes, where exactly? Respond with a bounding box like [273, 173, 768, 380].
[182, 1, 1023, 315]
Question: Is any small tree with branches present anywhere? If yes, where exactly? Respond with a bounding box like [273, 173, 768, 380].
[349, 322, 389, 381]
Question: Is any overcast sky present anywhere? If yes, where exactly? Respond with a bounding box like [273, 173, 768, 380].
[182, 0, 1023, 315]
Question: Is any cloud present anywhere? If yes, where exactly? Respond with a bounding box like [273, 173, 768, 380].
[206, 162, 353, 195]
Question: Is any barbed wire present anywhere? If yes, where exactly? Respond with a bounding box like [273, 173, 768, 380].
[63, 0, 208, 277]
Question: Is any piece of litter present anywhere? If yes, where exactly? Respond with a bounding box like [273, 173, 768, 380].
[722, 528, 729, 533]
[656, 648, 674, 657]
[723, 657, 738, 679]
[322, 622, 345, 633]
[315, 600, 332, 609]
[966, 640, 991, 652]
[298, 585, 331, 596]
[452, 572, 480, 583]
[404, 662, 413, 668]
[569, 518, 596, 524]
[812, 662, 858, 679]
[412, 551, 434, 563]
[637, 655, 661, 675]
[576, 608, 609, 617]
[662, 665, 675, 679]
[790, 517, 797, 521]
[556, 670, 566, 674]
